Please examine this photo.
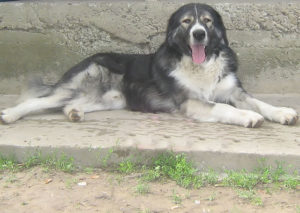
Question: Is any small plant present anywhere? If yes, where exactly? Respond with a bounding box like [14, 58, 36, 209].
[38, 153, 75, 173]
[0, 155, 19, 172]
[142, 166, 161, 182]
[184, 191, 191, 199]
[223, 170, 259, 190]
[296, 205, 300, 213]
[1, 152, 75, 173]
[172, 190, 182, 205]
[202, 169, 219, 185]
[256, 159, 287, 183]
[119, 159, 135, 174]
[282, 177, 300, 189]
[24, 152, 43, 168]
[84, 167, 94, 174]
[51, 153, 75, 173]
[101, 148, 114, 167]
[138, 208, 151, 213]
[265, 187, 272, 195]
[135, 182, 150, 195]
[65, 178, 78, 189]
[208, 192, 216, 201]
[6, 174, 18, 184]
[271, 161, 286, 182]
[236, 189, 263, 206]
[252, 196, 263, 206]
[152, 153, 202, 188]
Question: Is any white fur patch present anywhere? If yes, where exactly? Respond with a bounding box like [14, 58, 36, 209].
[1, 89, 71, 123]
[63, 89, 126, 121]
[169, 54, 227, 101]
[182, 99, 264, 128]
[212, 74, 237, 102]
[246, 97, 298, 124]
[102, 90, 126, 110]
[211, 103, 264, 127]
[71, 64, 97, 87]
[189, 22, 207, 45]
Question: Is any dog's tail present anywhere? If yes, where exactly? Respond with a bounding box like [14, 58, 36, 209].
[18, 77, 55, 103]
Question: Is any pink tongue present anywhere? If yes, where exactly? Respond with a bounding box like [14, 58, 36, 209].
[191, 45, 206, 64]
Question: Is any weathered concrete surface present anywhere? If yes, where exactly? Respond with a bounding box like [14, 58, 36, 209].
[0, 94, 300, 172]
[0, 1, 300, 94]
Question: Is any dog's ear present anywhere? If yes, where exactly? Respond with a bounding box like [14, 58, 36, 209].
[167, 27, 179, 47]
[215, 27, 228, 46]
[214, 13, 229, 46]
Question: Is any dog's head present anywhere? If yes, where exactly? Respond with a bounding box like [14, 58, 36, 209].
[166, 4, 228, 64]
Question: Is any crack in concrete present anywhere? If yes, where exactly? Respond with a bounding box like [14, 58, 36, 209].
[0, 27, 47, 35]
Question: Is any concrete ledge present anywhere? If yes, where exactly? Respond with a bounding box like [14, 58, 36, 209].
[1, 94, 300, 172]
[0, 1, 300, 94]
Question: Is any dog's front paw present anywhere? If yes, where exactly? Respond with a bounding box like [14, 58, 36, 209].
[0, 110, 18, 124]
[273, 107, 298, 125]
[242, 111, 264, 128]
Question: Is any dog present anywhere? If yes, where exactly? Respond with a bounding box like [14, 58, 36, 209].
[0, 3, 298, 127]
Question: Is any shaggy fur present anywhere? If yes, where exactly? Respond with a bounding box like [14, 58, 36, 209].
[1, 3, 298, 127]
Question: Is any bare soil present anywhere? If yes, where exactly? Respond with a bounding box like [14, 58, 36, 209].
[0, 168, 299, 213]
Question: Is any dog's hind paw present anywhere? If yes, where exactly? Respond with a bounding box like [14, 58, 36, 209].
[68, 109, 84, 122]
[0, 111, 18, 124]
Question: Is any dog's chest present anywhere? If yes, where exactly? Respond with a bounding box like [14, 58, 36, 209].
[170, 55, 226, 100]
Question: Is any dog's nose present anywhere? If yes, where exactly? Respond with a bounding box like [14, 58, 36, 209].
[193, 30, 206, 41]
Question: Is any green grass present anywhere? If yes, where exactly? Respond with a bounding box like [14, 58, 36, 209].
[1, 151, 299, 196]
[0, 156, 19, 172]
[25, 152, 75, 173]
[1, 150, 299, 207]
[172, 190, 182, 205]
[119, 159, 135, 174]
[201, 169, 219, 185]
[101, 147, 114, 167]
[65, 178, 79, 189]
[135, 182, 150, 195]
[115, 152, 300, 191]
[207, 192, 216, 201]
[296, 205, 300, 213]
[236, 189, 263, 206]
[0, 151, 75, 173]
[223, 170, 260, 190]
[144, 153, 203, 188]
[84, 167, 94, 174]
[138, 208, 151, 213]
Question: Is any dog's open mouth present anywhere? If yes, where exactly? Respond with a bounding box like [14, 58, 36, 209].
[190, 44, 206, 64]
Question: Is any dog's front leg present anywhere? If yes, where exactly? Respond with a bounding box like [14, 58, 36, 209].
[229, 88, 298, 125]
[180, 99, 264, 128]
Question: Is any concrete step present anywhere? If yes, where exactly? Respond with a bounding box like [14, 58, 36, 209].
[0, 0, 300, 94]
[1, 94, 300, 172]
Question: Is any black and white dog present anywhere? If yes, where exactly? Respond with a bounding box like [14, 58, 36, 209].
[0, 3, 298, 127]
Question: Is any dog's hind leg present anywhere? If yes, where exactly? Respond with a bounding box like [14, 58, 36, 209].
[0, 89, 71, 124]
[63, 90, 126, 122]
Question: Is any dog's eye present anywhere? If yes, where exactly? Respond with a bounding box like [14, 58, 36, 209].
[203, 17, 212, 24]
[182, 18, 191, 24]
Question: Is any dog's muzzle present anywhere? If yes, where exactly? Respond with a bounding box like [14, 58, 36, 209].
[193, 29, 206, 42]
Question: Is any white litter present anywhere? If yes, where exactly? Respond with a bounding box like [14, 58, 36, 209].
[77, 181, 87, 186]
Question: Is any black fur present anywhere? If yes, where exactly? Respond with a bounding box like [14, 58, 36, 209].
[2, 3, 298, 127]
[52, 3, 237, 113]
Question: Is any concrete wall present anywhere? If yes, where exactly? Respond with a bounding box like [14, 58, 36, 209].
[0, 0, 299, 94]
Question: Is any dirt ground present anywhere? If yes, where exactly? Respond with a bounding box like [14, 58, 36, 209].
[0, 168, 299, 213]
